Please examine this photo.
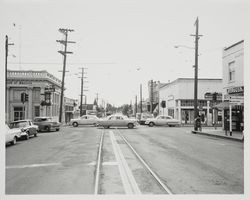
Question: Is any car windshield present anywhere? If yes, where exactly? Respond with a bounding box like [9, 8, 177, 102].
[9, 121, 29, 129]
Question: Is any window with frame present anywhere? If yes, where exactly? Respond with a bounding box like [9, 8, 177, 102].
[228, 61, 235, 82]
[33, 88, 40, 101]
[34, 106, 40, 117]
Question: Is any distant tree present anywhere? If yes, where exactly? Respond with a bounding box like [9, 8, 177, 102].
[122, 104, 130, 116]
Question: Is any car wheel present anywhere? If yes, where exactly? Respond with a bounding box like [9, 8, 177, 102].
[45, 126, 50, 132]
[11, 136, 17, 145]
[128, 123, 134, 129]
[56, 128, 60, 131]
[34, 132, 37, 137]
[149, 122, 154, 127]
[73, 122, 78, 127]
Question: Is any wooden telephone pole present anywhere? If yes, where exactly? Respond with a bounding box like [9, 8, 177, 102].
[57, 28, 75, 123]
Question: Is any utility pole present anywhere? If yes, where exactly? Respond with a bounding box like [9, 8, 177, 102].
[150, 79, 154, 114]
[5, 35, 14, 122]
[135, 95, 137, 115]
[140, 84, 142, 113]
[191, 17, 202, 131]
[56, 28, 75, 123]
[96, 93, 99, 106]
[78, 67, 88, 116]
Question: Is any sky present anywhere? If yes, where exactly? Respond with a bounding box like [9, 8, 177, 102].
[0, 0, 249, 107]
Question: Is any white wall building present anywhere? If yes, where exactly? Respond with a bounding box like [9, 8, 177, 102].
[221, 40, 244, 132]
[159, 78, 223, 125]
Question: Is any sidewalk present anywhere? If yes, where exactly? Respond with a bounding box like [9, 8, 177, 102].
[191, 127, 244, 142]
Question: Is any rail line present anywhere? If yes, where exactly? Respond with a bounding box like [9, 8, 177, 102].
[94, 128, 104, 194]
[93, 127, 173, 194]
[116, 128, 173, 194]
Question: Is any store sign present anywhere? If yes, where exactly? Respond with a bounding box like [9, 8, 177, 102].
[7, 80, 32, 85]
[229, 96, 244, 104]
[227, 86, 244, 94]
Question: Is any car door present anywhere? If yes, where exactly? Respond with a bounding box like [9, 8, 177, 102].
[155, 116, 164, 126]
[29, 121, 36, 134]
[87, 116, 95, 125]
[79, 116, 87, 125]
[116, 116, 127, 127]
[107, 116, 116, 126]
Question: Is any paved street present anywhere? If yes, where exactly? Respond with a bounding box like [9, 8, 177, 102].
[5, 125, 243, 194]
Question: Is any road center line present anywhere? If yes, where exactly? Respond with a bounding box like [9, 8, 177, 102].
[109, 131, 141, 194]
[6, 163, 61, 169]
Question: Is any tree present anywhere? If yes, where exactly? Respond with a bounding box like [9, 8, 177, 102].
[122, 104, 130, 116]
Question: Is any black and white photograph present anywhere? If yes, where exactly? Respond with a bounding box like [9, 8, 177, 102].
[0, 0, 249, 199]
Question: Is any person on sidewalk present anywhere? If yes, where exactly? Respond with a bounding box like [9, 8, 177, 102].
[195, 115, 202, 132]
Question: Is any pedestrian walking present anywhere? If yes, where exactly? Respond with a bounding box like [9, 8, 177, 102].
[195, 115, 202, 132]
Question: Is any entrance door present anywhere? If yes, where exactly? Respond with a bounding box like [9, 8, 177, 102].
[14, 107, 25, 121]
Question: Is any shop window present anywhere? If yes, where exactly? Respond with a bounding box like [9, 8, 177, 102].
[14, 107, 25, 121]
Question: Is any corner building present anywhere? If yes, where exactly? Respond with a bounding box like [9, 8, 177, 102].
[159, 78, 223, 125]
[6, 70, 62, 123]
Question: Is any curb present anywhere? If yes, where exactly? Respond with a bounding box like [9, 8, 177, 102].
[191, 131, 243, 142]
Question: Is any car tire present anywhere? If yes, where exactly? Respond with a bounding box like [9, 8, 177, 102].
[149, 122, 154, 127]
[11, 137, 17, 145]
[73, 122, 78, 127]
[128, 123, 134, 129]
[56, 128, 60, 131]
[34, 132, 37, 137]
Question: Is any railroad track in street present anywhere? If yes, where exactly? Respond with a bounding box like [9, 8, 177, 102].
[93, 127, 173, 194]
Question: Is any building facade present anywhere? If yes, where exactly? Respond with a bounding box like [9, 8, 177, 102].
[221, 40, 244, 132]
[6, 70, 76, 123]
[159, 78, 223, 125]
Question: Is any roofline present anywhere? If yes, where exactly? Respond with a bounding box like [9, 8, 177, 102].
[224, 40, 244, 51]
[160, 78, 222, 89]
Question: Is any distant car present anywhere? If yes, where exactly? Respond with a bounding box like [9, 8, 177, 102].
[145, 115, 181, 127]
[70, 115, 100, 127]
[5, 124, 22, 145]
[98, 115, 138, 129]
[33, 117, 61, 132]
[136, 113, 154, 125]
[9, 120, 38, 140]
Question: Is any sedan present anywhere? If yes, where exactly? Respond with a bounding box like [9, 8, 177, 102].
[33, 117, 61, 132]
[9, 120, 38, 140]
[145, 115, 181, 127]
[5, 124, 22, 145]
[70, 115, 100, 127]
[98, 115, 138, 129]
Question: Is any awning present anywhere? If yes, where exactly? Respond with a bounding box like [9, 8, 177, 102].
[213, 102, 230, 109]
[213, 101, 244, 110]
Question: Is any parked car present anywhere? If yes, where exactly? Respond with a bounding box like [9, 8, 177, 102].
[5, 124, 22, 145]
[9, 119, 38, 140]
[98, 115, 138, 129]
[33, 117, 61, 132]
[136, 113, 154, 125]
[70, 115, 100, 127]
[145, 115, 181, 127]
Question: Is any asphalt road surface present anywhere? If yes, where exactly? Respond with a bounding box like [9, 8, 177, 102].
[5, 125, 243, 194]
